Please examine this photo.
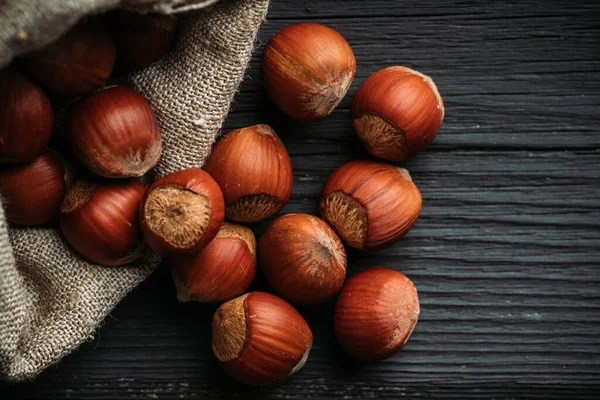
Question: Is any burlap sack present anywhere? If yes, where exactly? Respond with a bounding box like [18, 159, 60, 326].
[0, 0, 270, 382]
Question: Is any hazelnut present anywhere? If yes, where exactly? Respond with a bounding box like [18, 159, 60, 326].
[351, 66, 444, 161]
[140, 168, 224, 257]
[212, 292, 313, 385]
[59, 178, 146, 266]
[172, 222, 256, 303]
[111, 11, 178, 74]
[0, 150, 70, 225]
[67, 85, 162, 178]
[0, 68, 53, 163]
[19, 19, 116, 97]
[203, 124, 292, 223]
[320, 160, 422, 250]
[258, 213, 346, 305]
[334, 267, 420, 361]
[262, 23, 356, 121]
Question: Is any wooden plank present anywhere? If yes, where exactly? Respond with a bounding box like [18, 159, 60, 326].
[266, 0, 599, 19]
[225, 110, 600, 151]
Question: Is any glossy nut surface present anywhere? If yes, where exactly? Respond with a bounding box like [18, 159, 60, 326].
[112, 11, 177, 74]
[259, 213, 346, 305]
[0, 150, 69, 225]
[334, 267, 420, 361]
[203, 124, 292, 223]
[262, 23, 356, 121]
[212, 292, 313, 386]
[0, 68, 53, 163]
[60, 178, 146, 266]
[19, 20, 116, 97]
[67, 85, 161, 178]
[172, 222, 256, 303]
[320, 160, 422, 250]
[351, 66, 444, 161]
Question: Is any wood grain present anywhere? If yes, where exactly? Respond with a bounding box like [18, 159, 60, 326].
[3, 0, 600, 398]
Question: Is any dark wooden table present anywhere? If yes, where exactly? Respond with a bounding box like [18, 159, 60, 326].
[4, 0, 600, 398]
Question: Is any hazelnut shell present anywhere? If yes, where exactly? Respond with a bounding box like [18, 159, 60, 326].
[334, 267, 420, 361]
[203, 124, 292, 223]
[258, 213, 346, 305]
[320, 160, 422, 250]
[0, 150, 69, 225]
[112, 11, 178, 74]
[172, 222, 256, 303]
[140, 168, 225, 257]
[262, 23, 356, 121]
[59, 178, 146, 266]
[351, 66, 444, 161]
[67, 85, 162, 178]
[0, 68, 53, 163]
[212, 292, 313, 386]
[19, 19, 116, 97]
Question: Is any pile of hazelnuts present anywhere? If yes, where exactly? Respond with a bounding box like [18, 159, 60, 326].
[0, 18, 444, 386]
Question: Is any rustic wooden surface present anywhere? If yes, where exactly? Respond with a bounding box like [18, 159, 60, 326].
[3, 0, 600, 398]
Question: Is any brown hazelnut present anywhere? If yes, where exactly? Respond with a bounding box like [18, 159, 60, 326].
[320, 160, 422, 250]
[19, 20, 116, 97]
[258, 213, 346, 305]
[140, 168, 224, 257]
[351, 66, 444, 161]
[67, 85, 161, 178]
[112, 11, 178, 74]
[203, 124, 293, 223]
[0, 68, 53, 163]
[59, 178, 146, 266]
[262, 23, 356, 121]
[212, 292, 313, 385]
[0, 150, 70, 225]
[334, 267, 420, 361]
[172, 222, 256, 303]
